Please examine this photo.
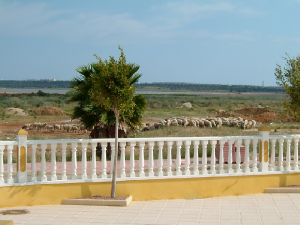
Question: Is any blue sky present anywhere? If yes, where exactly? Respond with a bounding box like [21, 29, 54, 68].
[1, 0, 300, 86]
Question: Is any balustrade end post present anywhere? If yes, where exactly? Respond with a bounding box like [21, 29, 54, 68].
[258, 126, 271, 172]
[15, 128, 28, 183]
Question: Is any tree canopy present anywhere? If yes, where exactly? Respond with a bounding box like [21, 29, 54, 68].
[275, 54, 300, 120]
[70, 48, 147, 133]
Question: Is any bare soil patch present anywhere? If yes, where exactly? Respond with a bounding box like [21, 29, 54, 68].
[219, 107, 294, 123]
[29, 107, 66, 116]
[4, 108, 27, 116]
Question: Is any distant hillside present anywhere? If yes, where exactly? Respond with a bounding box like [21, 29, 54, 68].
[0, 80, 70, 88]
[135, 82, 285, 93]
[0, 80, 285, 93]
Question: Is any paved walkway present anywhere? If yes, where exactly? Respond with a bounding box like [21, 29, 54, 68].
[1, 193, 300, 224]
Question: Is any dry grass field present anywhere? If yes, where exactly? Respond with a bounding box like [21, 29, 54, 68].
[0, 91, 299, 141]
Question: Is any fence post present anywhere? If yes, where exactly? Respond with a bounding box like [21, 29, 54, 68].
[15, 128, 28, 183]
[258, 126, 271, 172]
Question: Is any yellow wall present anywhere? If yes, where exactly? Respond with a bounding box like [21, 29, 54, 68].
[1, 173, 300, 208]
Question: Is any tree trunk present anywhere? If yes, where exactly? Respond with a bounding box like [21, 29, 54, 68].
[111, 111, 119, 198]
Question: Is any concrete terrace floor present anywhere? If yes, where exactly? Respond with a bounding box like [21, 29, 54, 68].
[1, 193, 300, 225]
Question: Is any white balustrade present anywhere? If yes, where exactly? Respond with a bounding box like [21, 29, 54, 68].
[40, 144, 47, 182]
[1, 131, 300, 187]
[252, 139, 258, 173]
[294, 138, 299, 170]
[270, 139, 276, 171]
[193, 141, 199, 175]
[285, 139, 292, 171]
[167, 141, 173, 176]
[71, 142, 77, 180]
[139, 142, 145, 177]
[100, 143, 107, 179]
[244, 139, 250, 173]
[31, 144, 37, 182]
[278, 139, 284, 171]
[184, 141, 191, 175]
[227, 139, 233, 174]
[201, 140, 208, 175]
[50, 143, 57, 181]
[7, 145, 14, 184]
[157, 141, 164, 177]
[110, 144, 115, 176]
[61, 143, 67, 180]
[81, 143, 88, 180]
[210, 140, 216, 175]
[129, 142, 136, 178]
[0, 146, 4, 185]
[176, 141, 182, 176]
[219, 140, 226, 174]
[120, 142, 126, 178]
[235, 139, 242, 173]
[148, 142, 155, 177]
[91, 142, 97, 179]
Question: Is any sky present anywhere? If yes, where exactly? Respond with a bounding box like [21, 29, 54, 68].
[1, 0, 300, 86]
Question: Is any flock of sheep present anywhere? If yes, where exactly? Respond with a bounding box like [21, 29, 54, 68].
[22, 116, 257, 135]
[22, 122, 88, 133]
[141, 116, 257, 131]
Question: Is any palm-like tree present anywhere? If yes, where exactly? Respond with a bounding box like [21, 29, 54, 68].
[69, 61, 147, 157]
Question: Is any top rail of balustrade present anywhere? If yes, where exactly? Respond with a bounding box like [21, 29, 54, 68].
[25, 135, 262, 145]
[0, 140, 17, 146]
[270, 134, 300, 139]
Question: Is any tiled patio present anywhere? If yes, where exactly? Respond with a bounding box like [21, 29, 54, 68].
[1, 193, 300, 225]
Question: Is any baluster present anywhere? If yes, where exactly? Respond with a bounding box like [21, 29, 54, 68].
[81, 143, 88, 180]
[157, 141, 164, 177]
[201, 140, 208, 175]
[91, 142, 97, 179]
[184, 141, 191, 175]
[244, 139, 250, 173]
[278, 139, 284, 171]
[0, 146, 4, 185]
[148, 142, 155, 177]
[50, 143, 57, 181]
[61, 143, 67, 180]
[120, 142, 126, 178]
[71, 142, 77, 180]
[110, 143, 115, 177]
[293, 138, 299, 170]
[129, 142, 136, 178]
[210, 140, 217, 174]
[41, 144, 47, 182]
[167, 141, 173, 176]
[285, 139, 292, 171]
[139, 142, 145, 177]
[227, 139, 233, 174]
[176, 141, 182, 176]
[235, 139, 242, 173]
[252, 139, 258, 173]
[101, 143, 107, 178]
[30, 144, 37, 182]
[7, 145, 14, 184]
[193, 141, 199, 175]
[270, 139, 276, 171]
[219, 140, 226, 174]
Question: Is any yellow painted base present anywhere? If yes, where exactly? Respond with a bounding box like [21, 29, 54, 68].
[0, 221, 13, 225]
[1, 173, 300, 208]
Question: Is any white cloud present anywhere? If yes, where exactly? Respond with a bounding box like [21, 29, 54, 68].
[0, 1, 261, 45]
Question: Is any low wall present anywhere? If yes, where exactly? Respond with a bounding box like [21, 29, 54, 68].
[1, 173, 300, 208]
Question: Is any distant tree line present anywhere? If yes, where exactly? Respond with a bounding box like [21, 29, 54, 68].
[0, 80, 70, 88]
[135, 82, 285, 93]
[0, 80, 285, 93]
